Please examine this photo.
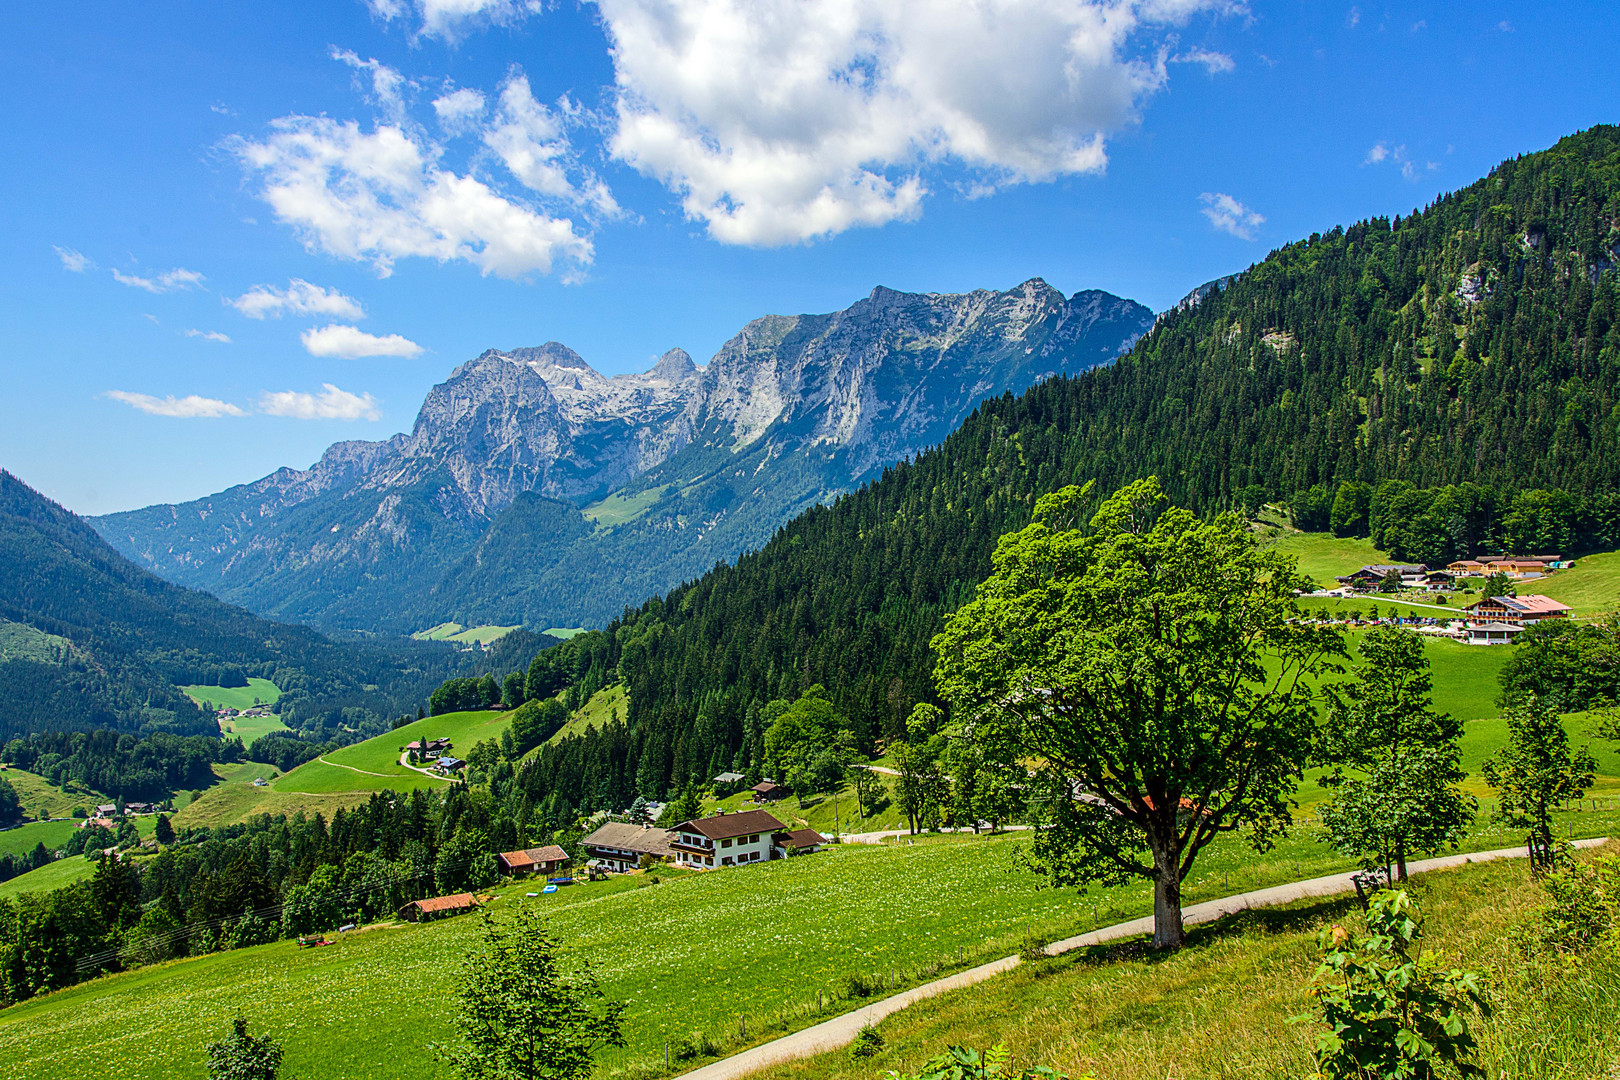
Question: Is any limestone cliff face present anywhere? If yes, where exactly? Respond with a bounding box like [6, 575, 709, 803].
[92, 279, 1153, 631]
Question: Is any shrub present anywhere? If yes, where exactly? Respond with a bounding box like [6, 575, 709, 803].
[1515, 854, 1620, 957]
[843, 971, 882, 998]
[884, 1044, 1077, 1080]
[850, 1026, 886, 1058]
[205, 1018, 282, 1080]
[1302, 890, 1489, 1080]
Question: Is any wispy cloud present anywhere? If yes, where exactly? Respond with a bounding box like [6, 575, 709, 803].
[1172, 48, 1235, 75]
[259, 384, 381, 420]
[1199, 192, 1265, 240]
[112, 267, 206, 293]
[230, 279, 366, 320]
[1364, 142, 1438, 181]
[300, 324, 423, 359]
[106, 390, 245, 418]
[184, 329, 232, 343]
[54, 246, 93, 272]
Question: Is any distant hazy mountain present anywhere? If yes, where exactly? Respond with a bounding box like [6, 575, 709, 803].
[93, 279, 1153, 632]
[0, 471, 470, 740]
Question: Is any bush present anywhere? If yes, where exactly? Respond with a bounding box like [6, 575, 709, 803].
[850, 1026, 886, 1058]
[843, 972, 882, 998]
[883, 1044, 1075, 1080]
[1515, 854, 1620, 957]
[1302, 890, 1489, 1080]
[205, 1018, 282, 1080]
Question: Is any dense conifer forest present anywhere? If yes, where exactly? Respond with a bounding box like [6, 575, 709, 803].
[507, 127, 1620, 811]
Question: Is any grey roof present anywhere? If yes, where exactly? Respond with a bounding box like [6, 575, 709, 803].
[713, 771, 745, 783]
[582, 821, 676, 858]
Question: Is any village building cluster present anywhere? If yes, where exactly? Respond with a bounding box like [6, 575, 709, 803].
[1321, 556, 1573, 645]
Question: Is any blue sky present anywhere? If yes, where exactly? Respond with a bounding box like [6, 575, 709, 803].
[2, 1, 1615, 515]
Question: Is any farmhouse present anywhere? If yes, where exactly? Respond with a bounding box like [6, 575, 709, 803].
[398, 892, 481, 922]
[581, 821, 676, 873]
[1447, 559, 1486, 575]
[750, 781, 790, 803]
[497, 845, 570, 877]
[435, 756, 465, 774]
[408, 737, 452, 755]
[1465, 621, 1525, 645]
[1484, 559, 1550, 579]
[1335, 564, 1427, 589]
[1464, 594, 1572, 624]
[669, 809, 786, 869]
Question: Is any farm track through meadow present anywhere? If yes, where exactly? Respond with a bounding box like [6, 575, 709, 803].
[670, 838, 1612, 1080]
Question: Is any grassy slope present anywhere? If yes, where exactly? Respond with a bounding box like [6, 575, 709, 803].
[411, 623, 519, 645]
[1261, 531, 1389, 586]
[581, 484, 670, 527]
[0, 817, 159, 900]
[543, 627, 589, 639]
[172, 710, 515, 827]
[179, 677, 282, 713]
[745, 845, 1620, 1080]
[5, 817, 1619, 1080]
[546, 683, 628, 746]
[1535, 549, 1620, 616]
[0, 819, 78, 858]
[267, 709, 515, 796]
[0, 768, 104, 819]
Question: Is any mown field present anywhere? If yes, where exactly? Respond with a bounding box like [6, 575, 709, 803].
[1536, 549, 1620, 615]
[745, 844, 1620, 1080]
[411, 623, 519, 645]
[3, 812, 1618, 1080]
[545, 683, 628, 746]
[179, 677, 282, 713]
[0, 818, 78, 858]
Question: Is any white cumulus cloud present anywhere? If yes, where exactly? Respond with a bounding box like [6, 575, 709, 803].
[433, 86, 487, 135]
[259, 384, 382, 421]
[230, 279, 367, 320]
[332, 47, 411, 122]
[54, 246, 93, 272]
[228, 114, 592, 278]
[301, 324, 424, 358]
[598, 0, 1232, 246]
[1172, 47, 1235, 74]
[184, 329, 233, 343]
[484, 74, 620, 216]
[112, 267, 206, 293]
[1199, 191, 1263, 239]
[106, 390, 245, 418]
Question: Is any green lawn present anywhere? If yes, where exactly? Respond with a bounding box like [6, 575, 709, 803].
[179, 677, 282, 713]
[544, 627, 589, 639]
[1295, 594, 1464, 620]
[4, 811, 1619, 1080]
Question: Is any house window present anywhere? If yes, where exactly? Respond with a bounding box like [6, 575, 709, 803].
[721, 838, 733, 848]
[748, 834, 758, 843]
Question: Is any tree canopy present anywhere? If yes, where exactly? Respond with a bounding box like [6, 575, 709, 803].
[932, 478, 1341, 948]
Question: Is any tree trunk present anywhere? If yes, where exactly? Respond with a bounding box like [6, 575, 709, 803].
[1150, 841, 1185, 950]
[1395, 839, 1408, 883]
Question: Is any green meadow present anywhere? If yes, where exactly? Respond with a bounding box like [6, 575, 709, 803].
[4, 815, 1619, 1080]
[0, 816, 159, 900]
[0, 819, 79, 859]
[1535, 548, 1620, 615]
[0, 767, 103, 819]
[178, 677, 282, 713]
[411, 623, 520, 645]
[544, 683, 628, 746]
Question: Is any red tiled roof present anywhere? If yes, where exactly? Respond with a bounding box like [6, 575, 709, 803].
[778, 828, 825, 848]
[675, 809, 785, 840]
[406, 892, 480, 915]
[498, 845, 568, 869]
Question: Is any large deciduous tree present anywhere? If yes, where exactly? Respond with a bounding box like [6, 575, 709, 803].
[1317, 628, 1475, 881]
[933, 478, 1341, 949]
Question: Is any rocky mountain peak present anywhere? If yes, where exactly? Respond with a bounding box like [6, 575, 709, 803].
[650, 347, 697, 381]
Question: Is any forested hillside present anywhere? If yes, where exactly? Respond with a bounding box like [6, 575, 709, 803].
[512, 126, 1620, 813]
[0, 472, 462, 741]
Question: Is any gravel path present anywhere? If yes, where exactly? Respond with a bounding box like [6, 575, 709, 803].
[672, 837, 1610, 1080]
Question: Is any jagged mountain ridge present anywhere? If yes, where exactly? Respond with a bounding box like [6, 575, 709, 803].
[93, 279, 1153, 632]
